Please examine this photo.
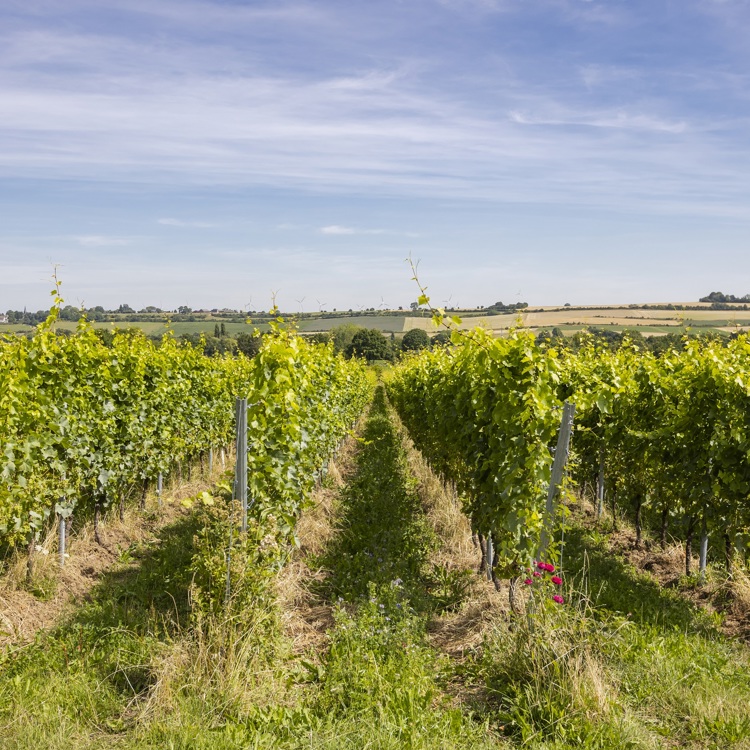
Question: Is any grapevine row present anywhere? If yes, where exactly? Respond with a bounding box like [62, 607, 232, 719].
[387, 328, 750, 574]
[0, 295, 372, 548]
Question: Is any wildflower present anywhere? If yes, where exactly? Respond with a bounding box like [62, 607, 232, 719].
[552, 595, 564, 604]
[533, 571, 541, 577]
[551, 576, 562, 586]
[524, 578, 533, 585]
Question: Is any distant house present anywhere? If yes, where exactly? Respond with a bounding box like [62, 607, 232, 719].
[0, 314, 7, 323]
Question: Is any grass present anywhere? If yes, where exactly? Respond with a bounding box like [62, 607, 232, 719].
[458, 518, 750, 748]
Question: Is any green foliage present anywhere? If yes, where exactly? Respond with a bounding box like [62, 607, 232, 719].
[401, 328, 431, 352]
[388, 328, 561, 571]
[235, 331, 262, 357]
[389, 324, 750, 573]
[0, 292, 371, 548]
[328, 323, 362, 354]
[346, 328, 395, 361]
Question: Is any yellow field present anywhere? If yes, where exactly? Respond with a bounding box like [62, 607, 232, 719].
[397, 305, 750, 336]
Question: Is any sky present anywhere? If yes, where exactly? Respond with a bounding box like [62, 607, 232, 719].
[2, 0, 750, 312]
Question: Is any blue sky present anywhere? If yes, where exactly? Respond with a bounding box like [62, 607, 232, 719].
[2, 0, 750, 311]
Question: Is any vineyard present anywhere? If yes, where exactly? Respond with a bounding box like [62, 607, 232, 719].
[0, 289, 371, 560]
[4, 307, 750, 748]
[387, 327, 750, 580]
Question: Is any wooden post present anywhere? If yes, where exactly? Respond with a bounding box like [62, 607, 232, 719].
[58, 514, 66, 568]
[234, 398, 248, 532]
[539, 402, 576, 559]
[596, 445, 605, 520]
[699, 516, 709, 584]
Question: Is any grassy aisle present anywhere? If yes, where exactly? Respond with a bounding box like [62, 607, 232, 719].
[268, 384, 503, 748]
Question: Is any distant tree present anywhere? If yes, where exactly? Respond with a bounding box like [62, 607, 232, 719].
[536, 327, 568, 348]
[177, 305, 192, 314]
[214, 323, 221, 338]
[431, 330, 452, 347]
[401, 328, 430, 352]
[346, 329, 394, 361]
[204, 337, 237, 357]
[93, 328, 115, 347]
[117, 303, 135, 314]
[220, 322, 226, 337]
[236, 332, 262, 357]
[329, 324, 362, 354]
[59, 305, 80, 321]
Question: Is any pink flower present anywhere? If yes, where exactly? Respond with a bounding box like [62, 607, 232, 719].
[533, 571, 541, 577]
[536, 561, 546, 570]
[552, 595, 564, 604]
[551, 576, 562, 586]
[545, 563, 556, 573]
[524, 578, 533, 585]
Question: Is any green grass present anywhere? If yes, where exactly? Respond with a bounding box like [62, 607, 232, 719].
[0, 512, 201, 748]
[460, 521, 750, 748]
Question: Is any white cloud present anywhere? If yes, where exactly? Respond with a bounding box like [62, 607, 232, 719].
[158, 218, 216, 228]
[320, 225, 357, 235]
[320, 225, 386, 235]
[72, 235, 130, 247]
[319, 225, 421, 237]
[509, 109, 687, 134]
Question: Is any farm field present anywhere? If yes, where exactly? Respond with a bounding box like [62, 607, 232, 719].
[5, 308, 750, 337]
[5, 302, 747, 338]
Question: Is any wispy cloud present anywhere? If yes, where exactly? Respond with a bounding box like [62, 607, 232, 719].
[320, 225, 384, 236]
[320, 225, 421, 237]
[0, 0, 747, 220]
[509, 109, 688, 134]
[3, 0, 750, 311]
[158, 218, 216, 228]
[72, 235, 131, 247]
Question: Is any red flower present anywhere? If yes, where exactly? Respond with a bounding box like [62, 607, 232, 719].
[552, 595, 564, 604]
[524, 578, 533, 585]
[533, 571, 541, 577]
[551, 576, 562, 586]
